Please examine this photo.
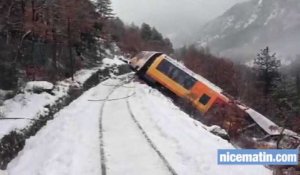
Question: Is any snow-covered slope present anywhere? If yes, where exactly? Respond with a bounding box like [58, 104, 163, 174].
[0, 67, 104, 139]
[0, 57, 125, 140]
[198, 0, 300, 61]
[6, 75, 272, 175]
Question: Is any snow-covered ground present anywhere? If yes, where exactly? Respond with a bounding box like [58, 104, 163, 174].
[5, 75, 272, 175]
[0, 67, 103, 139]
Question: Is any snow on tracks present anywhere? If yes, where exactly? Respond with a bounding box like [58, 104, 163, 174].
[99, 75, 176, 175]
[126, 99, 178, 175]
[98, 75, 135, 175]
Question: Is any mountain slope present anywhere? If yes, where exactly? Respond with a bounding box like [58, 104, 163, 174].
[198, 0, 300, 61]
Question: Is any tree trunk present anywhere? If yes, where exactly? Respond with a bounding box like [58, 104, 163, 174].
[296, 73, 300, 98]
[31, 0, 35, 21]
[13, 30, 31, 63]
[5, 0, 16, 45]
[6, 30, 11, 45]
[31, 0, 36, 80]
[67, 18, 74, 81]
[52, 28, 57, 80]
[31, 36, 37, 81]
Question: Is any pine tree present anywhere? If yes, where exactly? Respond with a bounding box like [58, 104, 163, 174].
[297, 74, 300, 97]
[295, 56, 300, 98]
[254, 46, 281, 96]
[0, 0, 25, 44]
[96, 0, 113, 19]
[150, 27, 163, 41]
[140, 23, 152, 41]
[109, 17, 125, 41]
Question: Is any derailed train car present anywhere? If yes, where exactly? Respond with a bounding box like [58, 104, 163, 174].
[130, 51, 228, 113]
[130, 51, 300, 149]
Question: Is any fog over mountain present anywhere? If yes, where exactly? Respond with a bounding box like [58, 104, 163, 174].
[112, 0, 246, 48]
[197, 0, 300, 63]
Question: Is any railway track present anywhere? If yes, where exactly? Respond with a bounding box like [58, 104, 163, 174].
[99, 74, 134, 175]
[98, 75, 178, 175]
[126, 97, 178, 175]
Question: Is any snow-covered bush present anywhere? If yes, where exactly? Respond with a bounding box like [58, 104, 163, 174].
[0, 90, 14, 102]
[24, 81, 54, 94]
[206, 125, 230, 141]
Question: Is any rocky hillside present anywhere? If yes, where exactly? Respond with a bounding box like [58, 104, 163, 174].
[197, 0, 300, 62]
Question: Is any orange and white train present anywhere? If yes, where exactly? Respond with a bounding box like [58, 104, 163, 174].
[130, 51, 228, 114]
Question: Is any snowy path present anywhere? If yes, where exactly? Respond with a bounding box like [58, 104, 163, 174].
[5, 75, 272, 175]
[101, 84, 174, 175]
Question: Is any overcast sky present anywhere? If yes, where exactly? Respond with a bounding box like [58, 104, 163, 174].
[112, 0, 248, 48]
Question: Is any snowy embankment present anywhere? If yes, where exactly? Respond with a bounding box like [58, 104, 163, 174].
[0, 56, 127, 169]
[0, 57, 124, 139]
[0, 67, 101, 139]
[5, 75, 272, 175]
[129, 84, 272, 175]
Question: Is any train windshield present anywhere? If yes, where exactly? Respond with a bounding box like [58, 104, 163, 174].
[157, 59, 197, 89]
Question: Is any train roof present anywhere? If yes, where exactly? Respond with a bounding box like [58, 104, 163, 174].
[136, 51, 162, 64]
[130, 51, 162, 71]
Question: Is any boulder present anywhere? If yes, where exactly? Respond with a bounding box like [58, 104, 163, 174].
[24, 81, 54, 94]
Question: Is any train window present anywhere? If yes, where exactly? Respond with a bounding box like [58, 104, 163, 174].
[199, 94, 211, 105]
[157, 59, 170, 73]
[177, 74, 186, 85]
[183, 76, 197, 89]
[170, 68, 179, 80]
[157, 59, 197, 89]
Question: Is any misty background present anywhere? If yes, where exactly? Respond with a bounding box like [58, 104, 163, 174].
[113, 0, 300, 63]
[112, 0, 247, 48]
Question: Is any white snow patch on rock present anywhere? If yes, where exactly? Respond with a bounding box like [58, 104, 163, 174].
[244, 13, 258, 28]
[0, 90, 14, 97]
[24, 81, 54, 92]
[72, 67, 102, 85]
[102, 56, 125, 67]
[0, 170, 7, 175]
[0, 67, 102, 139]
[205, 125, 229, 137]
[223, 16, 235, 31]
[264, 8, 279, 26]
